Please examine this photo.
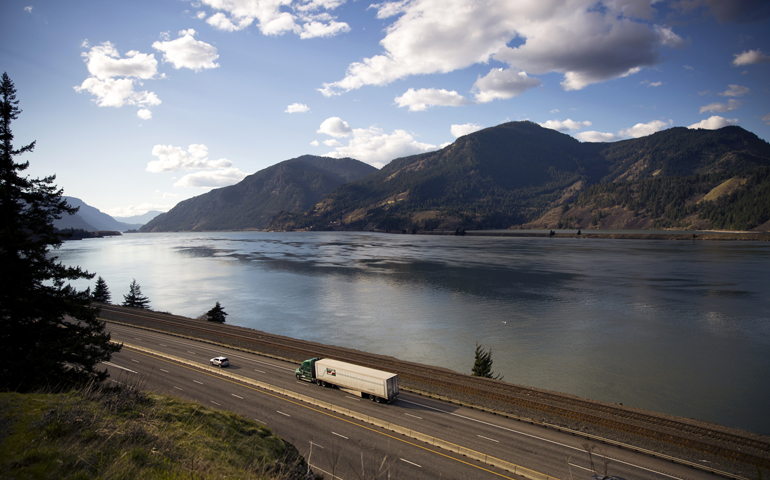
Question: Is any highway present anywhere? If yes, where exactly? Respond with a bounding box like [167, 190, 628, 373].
[104, 322, 733, 480]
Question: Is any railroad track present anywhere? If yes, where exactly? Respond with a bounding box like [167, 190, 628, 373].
[98, 304, 770, 469]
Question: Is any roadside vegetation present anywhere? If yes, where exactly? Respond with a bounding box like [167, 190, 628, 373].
[0, 380, 313, 480]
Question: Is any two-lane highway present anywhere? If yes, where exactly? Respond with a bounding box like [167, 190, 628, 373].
[105, 322, 736, 480]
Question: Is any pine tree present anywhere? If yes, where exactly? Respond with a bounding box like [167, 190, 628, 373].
[92, 276, 111, 303]
[471, 343, 503, 380]
[205, 301, 228, 323]
[122, 279, 150, 309]
[0, 72, 121, 391]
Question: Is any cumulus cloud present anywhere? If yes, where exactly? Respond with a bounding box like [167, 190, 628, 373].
[719, 84, 750, 97]
[323, 139, 341, 146]
[24, 6, 32, 13]
[137, 108, 153, 120]
[619, 119, 671, 138]
[195, 0, 349, 39]
[688, 116, 738, 130]
[74, 42, 161, 109]
[450, 123, 483, 138]
[699, 99, 742, 114]
[147, 144, 233, 173]
[732, 49, 770, 66]
[310, 140, 320, 146]
[174, 167, 248, 188]
[575, 131, 619, 142]
[152, 29, 220, 71]
[317, 117, 352, 137]
[285, 103, 310, 113]
[318, 118, 436, 167]
[321, 1, 683, 96]
[395, 88, 468, 111]
[472, 68, 541, 102]
[539, 119, 592, 132]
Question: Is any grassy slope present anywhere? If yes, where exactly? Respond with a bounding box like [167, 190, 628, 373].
[0, 383, 310, 480]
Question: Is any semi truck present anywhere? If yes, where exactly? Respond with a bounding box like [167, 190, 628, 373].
[295, 357, 399, 403]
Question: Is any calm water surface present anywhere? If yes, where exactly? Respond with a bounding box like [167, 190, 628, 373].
[55, 232, 770, 435]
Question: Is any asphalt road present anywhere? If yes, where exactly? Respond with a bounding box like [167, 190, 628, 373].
[104, 322, 727, 480]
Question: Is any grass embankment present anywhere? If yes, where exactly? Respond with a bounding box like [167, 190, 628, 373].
[0, 381, 312, 479]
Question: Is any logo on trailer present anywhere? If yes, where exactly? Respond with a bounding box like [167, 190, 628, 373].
[326, 368, 336, 376]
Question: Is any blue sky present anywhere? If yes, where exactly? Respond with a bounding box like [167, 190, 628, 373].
[2, 0, 769, 217]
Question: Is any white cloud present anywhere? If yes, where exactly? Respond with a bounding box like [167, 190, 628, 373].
[550, 109, 560, 114]
[395, 88, 468, 111]
[718, 84, 750, 97]
[472, 68, 541, 102]
[732, 49, 770, 66]
[646, 81, 662, 87]
[196, 0, 349, 39]
[137, 108, 153, 120]
[321, 1, 682, 96]
[539, 119, 592, 132]
[74, 42, 161, 108]
[763, 113, 770, 125]
[285, 103, 310, 113]
[104, 203, 170, 218]
[324, 125, 437, 168]
[147, 144, 233, 173]
[323, 139, 341, 146]
[317, 117, 352, 137]
[688, 116, 738, 130]
[174, 167, 248, 188]
[450, 123, 483, 138]
[575, 131, 618, 142]
[619, 119, 671, 138]
[24, 6, 32, 13]
[310, 140, 320, 146]
[152, 29, 220, 71]
[196, 10, 207, 19]
[699, 99, 742, 114]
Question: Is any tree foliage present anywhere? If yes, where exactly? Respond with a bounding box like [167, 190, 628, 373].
[472, 343, 502, 380]
[0, 72, 121, 391]
[122, 279, 150, 309]
[92, 276, 111, 303]
[205, 301, 228, 323]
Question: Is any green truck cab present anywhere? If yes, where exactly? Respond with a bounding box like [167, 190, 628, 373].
[295, 357, 319, 382]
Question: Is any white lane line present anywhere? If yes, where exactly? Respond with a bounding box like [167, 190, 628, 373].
[160, 369, 169, 373]
[131, 359, 140, 363]
[134, 337, 142, 341]
[159, 343, 167, 347]
[254, 369, 266, 374]
[398, 397, 680, 478]
[187, 351, 196, 354]
[309, 464, 342, 480]
[174, 386, 183, 391]
[254, 418, 265, 424]
[478, 435, 499, 443]
[568, 463, 593, 473]
[231, 394, 243, 399]
[404, 413, 422, 420]
[211, 401, 221, 406]
[347, 396, 361, 401]
[193, 380, 203, 385]
[296, 382, 307, 385]
[103, 362, 138, 374]
[310, 442, 325, 449]
[277, 411, 291, 417]
[331, 432, 348, 440]
[400, 458, 421, 468]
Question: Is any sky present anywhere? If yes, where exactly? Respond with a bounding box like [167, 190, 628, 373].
[2, 0, 769, 217]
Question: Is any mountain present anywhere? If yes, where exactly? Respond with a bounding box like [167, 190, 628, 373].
[113, 211, 164, 225]
[140, 155, 377, 232]
[55, 197, 141, 232]
[269, 122, 770, 232]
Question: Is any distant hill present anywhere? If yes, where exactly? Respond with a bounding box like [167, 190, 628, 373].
[140, 155, 377, 232]
[55, 197, 142, 232]
[113, 210, 164, 225]
[268, 122, 770, 232]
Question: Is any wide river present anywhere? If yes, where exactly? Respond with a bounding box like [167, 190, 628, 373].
[56, 231, 770, 435]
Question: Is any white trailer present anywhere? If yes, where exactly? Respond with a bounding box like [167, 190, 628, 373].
[310, 358, 399, 403]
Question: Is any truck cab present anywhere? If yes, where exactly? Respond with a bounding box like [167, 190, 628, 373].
[295, 357, 319, 382]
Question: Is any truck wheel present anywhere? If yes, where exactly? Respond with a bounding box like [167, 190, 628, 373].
[296, 373, 301, 380]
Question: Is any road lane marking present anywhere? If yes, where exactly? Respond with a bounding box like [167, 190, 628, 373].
[125, 347, 522, 480]
[134, 338, 142, 341]
[211, 401, 221, 406]
[400, 458, 421, 468]
[478, 435, 499, 443]
[232, 394, 243, 399]
[255, 369, 266, 373]
[277, 411, 291, 417]
[405, 413, 422, 420]
[159, 344, 167, 347]
[160, 369, 169, 373]
[174, 386, 183, 391]
[568, 463, 592, 473]
[310, 442, 325, 449]
[346, 396, 361, 401]
[332, 432, 348, 440]
[187, 351, 196, 354]
[193, 380, 203, 385]
[103, 362, 137, 374]
[131, 359, 140, 363]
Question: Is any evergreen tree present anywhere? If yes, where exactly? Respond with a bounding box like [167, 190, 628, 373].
[0, 72, 121, 391]
[92, 276, 111, 303]
[205, 301, 228, 323]
[472, 343, 502, 380]
[122, 279, 150, 309]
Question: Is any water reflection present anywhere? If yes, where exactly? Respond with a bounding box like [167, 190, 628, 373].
[55, 232, 770, 435]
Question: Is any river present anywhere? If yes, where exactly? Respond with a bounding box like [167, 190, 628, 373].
[55, 231, 770, 435]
